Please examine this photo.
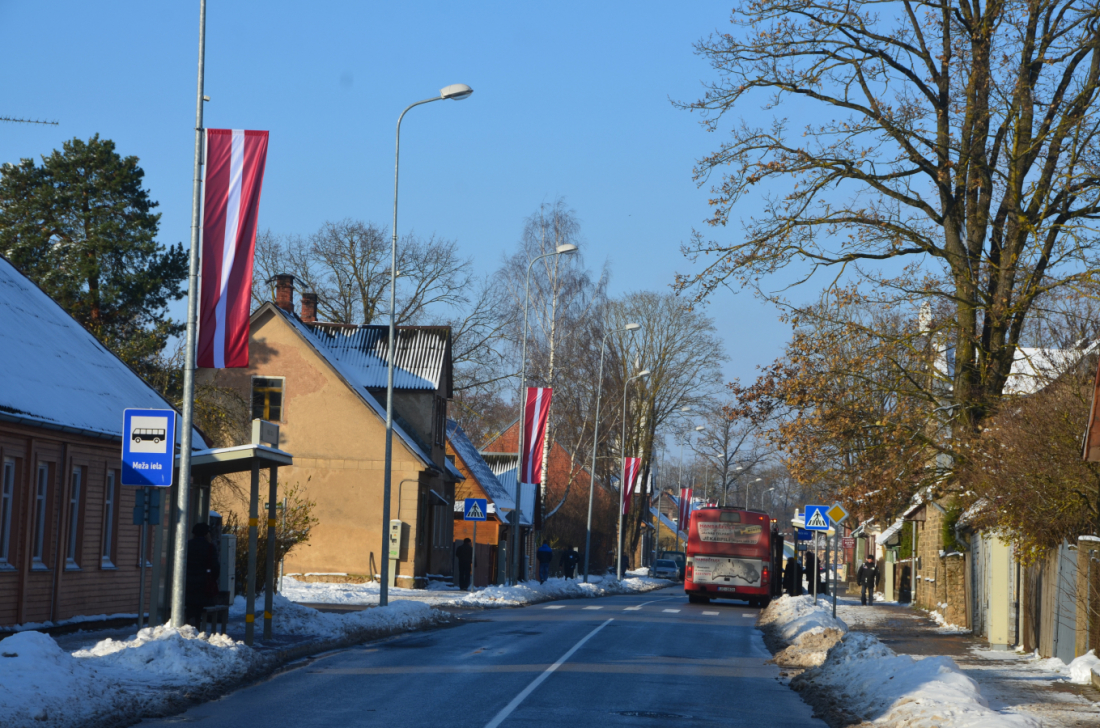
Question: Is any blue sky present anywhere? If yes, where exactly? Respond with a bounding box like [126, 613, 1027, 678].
[0, 1, 798, 389]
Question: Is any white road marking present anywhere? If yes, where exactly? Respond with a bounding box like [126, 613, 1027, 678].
[624, 607, 641, 611]
[543, 605, 564, 610]
[662, 609, 681, 613]
[742, 613, 757, 618]
[703, 611, 719, 616]
[582, 606, 602, 610]
[483, 619, 613, 728]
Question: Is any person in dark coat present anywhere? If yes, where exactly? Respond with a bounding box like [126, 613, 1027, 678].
[856, 555, 879, 605]
[562, 546, 579, 579]
[185, 523, 220, 627]
[536, 540, 553, 584]
[783, 556, 803, 597]
[456, 538, 473, 590]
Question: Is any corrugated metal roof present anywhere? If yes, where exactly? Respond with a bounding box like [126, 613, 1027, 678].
[304, 323, 451, 394]
[0, 257, 206, 447]
[447, 421, 515, 512]
[480, 452, 533, 526]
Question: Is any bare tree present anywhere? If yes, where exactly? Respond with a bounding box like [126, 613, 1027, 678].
[679, 0, 1100, 436]
[693, 404, 770, 508]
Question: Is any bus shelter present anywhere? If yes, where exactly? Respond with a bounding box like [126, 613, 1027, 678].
[151, 438, 292, 646]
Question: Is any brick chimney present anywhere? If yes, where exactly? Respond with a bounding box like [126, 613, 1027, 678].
[300, 291, 318, 323]
[274, 274, 294, 313]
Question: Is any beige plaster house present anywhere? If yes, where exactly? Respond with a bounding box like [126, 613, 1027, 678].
[199, 278, 461, 587]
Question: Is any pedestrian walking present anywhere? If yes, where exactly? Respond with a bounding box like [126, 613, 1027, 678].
[536, 540, 553, 584]
[562, 546, 579, 579]
[185, 523, 220, 628]
[456, 538, 473, 590]
[857, 555, 879, 605]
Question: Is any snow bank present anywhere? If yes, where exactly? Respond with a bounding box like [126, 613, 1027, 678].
[281, 573, 670, 610]
[448, 574, 670, 608]
[1, 598, 446, 728]
[798, 631, 1036, 727]
[763, 595, 1038, 726]
[1025, 648, 1100, 685]
[229, 593, 441, 639]
[1, 626, 248, 728]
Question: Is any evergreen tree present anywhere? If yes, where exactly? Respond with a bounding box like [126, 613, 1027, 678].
[0, 135, 187, 372]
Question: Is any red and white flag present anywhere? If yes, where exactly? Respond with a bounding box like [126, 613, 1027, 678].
[197, 129, 269, 368]
[678, 487, 693, 530]
[520, 387, 552, 484]
[621, 457, 642, 515]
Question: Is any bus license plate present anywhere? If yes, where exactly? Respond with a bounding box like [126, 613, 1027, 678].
[718, 587, 737, 592]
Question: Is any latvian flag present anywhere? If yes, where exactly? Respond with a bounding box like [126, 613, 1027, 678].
[678, 487, 693, 532]
[520, 387, 552, 484]
[621, 457, 642, 515]
[197, 129, 270, 368]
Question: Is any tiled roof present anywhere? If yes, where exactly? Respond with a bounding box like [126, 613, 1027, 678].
[447, 421, 515, 512]
[0, 257, 205, 446]
[302, 322, 451, 395]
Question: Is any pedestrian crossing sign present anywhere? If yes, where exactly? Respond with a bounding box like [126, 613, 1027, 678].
[463, 498, 487, 521]
[804, 505, 830, 531]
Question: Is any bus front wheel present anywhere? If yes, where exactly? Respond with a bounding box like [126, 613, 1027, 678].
[688, 594, 710, 604]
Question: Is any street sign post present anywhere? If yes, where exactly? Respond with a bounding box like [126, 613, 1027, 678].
[131, 487, 160, 629]
[463, 499, 487, 586]
[121, 409, 177, 487]
[804, 505, 830, 531]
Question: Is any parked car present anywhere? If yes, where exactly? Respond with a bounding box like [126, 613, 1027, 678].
[651, 559, 681, 581]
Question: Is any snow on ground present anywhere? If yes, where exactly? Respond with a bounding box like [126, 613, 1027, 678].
[282, 572, 670, 610]
[999, 648, 1100, 686]
[4, 612, 139, 633]
[761, 595, 1039, 727]
[1, 598, 446, 728]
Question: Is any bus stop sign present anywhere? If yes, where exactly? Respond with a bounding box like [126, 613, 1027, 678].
[121, 408, 176, 487]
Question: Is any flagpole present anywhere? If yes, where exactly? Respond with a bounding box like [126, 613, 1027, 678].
[172, 0, 207, 628]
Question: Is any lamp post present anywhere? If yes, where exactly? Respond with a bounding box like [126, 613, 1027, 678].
[745, 477, 762, 511]
[760, 487, 775, 511]
[673, 407, 693, 553]
[380, 83, 473, 608]
[617, 368, 651, 580]
[583, 322, 642, 583]
[510, 243, 578, 585]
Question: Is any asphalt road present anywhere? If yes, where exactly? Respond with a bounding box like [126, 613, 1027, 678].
[139, 587, 825, 727]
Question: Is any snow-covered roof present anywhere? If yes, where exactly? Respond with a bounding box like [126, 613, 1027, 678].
[0, 256, 206, 447]
[1002, 347, 1091, 395]
[446, 421, 515, 512]
[878, 518, 905, 545]
[650, 506, 687, 540]
[267, 305, 435, 470]
[480, 452, 533, 526]
[299, 321, 451, 395]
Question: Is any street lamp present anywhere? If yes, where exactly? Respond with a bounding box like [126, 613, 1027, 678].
[760, 487, 775, 511]
[672, 407, 694, 553]
[380, 83, 473, 607]
[510, 242, 579, 585]
[745, 477, 762, 511]
[583, 322, 642, 583]
[617, 368, 651, 579]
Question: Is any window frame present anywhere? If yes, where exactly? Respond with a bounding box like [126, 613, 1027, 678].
[32, 462, 50, 569]
[251, 376, 286, 423]
[101, 469, 118, 569]
[65, 465, 84, 570]
[0, 458, 15, 569]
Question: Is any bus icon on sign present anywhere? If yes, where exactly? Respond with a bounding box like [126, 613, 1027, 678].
[132, 428, 166, 444]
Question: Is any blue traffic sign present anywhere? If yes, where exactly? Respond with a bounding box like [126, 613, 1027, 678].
[796, 528, 813, 541]
[121, 408, 176, 487]
[463, 498, 487, 521]
[804, 505, 830, 531]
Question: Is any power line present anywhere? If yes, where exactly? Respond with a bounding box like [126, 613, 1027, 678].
[0, 116, 59, 126]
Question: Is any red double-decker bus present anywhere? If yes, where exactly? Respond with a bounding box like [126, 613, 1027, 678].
[684, 507, 780, 606]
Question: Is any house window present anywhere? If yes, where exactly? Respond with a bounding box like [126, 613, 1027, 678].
[102, 470, 116, 568]
[0, 459, 14, 567]
[252, 377, 285, 421]
[32, 463, 49, 566]
[66, 466, 82, 568]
